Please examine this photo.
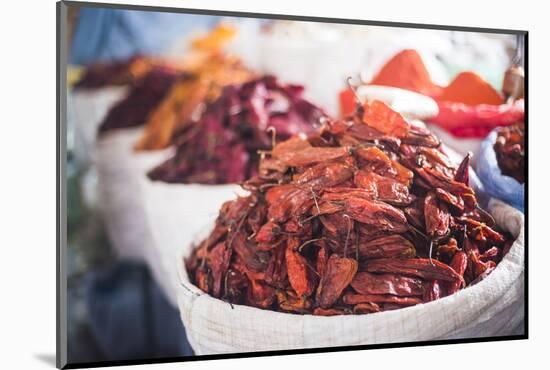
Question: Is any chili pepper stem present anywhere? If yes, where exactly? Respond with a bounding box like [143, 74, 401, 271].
[304, 260, 321, 277]
[475, 204, 497, 227]
[266, 126, 277, 148]
[346, 76, 362, 106]
[408, 223, 428, 241]
[310, 186, 321, 216]
[297, 238, 325, 252]
[428, 239, 435, 266]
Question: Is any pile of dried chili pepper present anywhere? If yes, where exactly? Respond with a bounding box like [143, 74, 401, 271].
[148, 75, 326, 184]
[185, 100, 513, 315]
[494, 122, 525, 184]
[97, 65, 181, 134]
[134, 54, 253, 151]
[75, 55, 155, 89]
[134, 24, 253, 151]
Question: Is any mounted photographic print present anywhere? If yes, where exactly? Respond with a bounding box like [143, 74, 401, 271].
[57, 1, 527, 368]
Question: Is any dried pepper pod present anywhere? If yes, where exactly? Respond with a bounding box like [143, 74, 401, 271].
[351, 272, 424, 296]
[357, 235, 416, 260]
[424, 191, 451, 239]
[286, 237, 315, 297]
[343, 293, 422, 307]
[423, 280, 443, 302]
[316, 255, 358, 309]
[364, 258, 464, 284]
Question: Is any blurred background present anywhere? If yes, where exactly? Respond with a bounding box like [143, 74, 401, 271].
[65, 4, 523, 365]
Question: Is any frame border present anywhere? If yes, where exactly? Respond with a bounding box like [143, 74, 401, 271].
[57, 1, 69, 369]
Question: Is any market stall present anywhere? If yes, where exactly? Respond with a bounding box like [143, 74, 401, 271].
[67, 16, 525, 361]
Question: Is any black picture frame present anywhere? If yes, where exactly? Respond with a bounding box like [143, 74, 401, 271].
[57, 1, 528, 368]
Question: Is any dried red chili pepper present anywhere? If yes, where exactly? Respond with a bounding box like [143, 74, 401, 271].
[343, 292, 422, 307]
[295, 161, 354, 190]
[424, 191, 451, 239]
[353, 302, 381, 314]
[209, 242, 232, 297]
[434, 188, 464, 213]
[447, 251, 467, 294]
[255, 220, 281, 244]
[316, 255, 358, 308]
[454, 153, 471, 185]
[480, 246, 500, 263]
[357, 235, 416, 260]
[361, 100, 410, 138]
[277, 146, 351, 167]
[355, 146, 413, 185]
[266, 185, 313, 223]
[355, 171, 413, 206]
[436, 238, 460, 262]
[286, 237, 315, 297]
[313, 307, 352, 316]
[247, 279, 275, 309]
[339, 198, 409, 233]
[365, 258, 463, 284]
[195, 266, 211, 294]
[423, 280, 443, 302]
[351, 272, 424, 296]
[276, 290, 312, 313]
[456, 217, 505, 245]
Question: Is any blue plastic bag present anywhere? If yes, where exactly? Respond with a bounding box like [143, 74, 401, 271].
[476, 130, 524, 212]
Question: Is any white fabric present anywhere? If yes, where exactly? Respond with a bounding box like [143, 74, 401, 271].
[176, 199, 524, 355]
[93, 125, 248, 307]
[142, 181, 247, 307]
[94, 128, 173, 261]
[228, 21, 366, 116]
[70, 87, 128, 167]
[356, 85, 439, 121]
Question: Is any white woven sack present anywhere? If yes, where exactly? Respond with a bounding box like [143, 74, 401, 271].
[356, 85, 439, 121]
[142, 180, 247, 307]
[94, 127, 173, 261]
[176, 198, 524, 355]
[70, 87, 128, 167]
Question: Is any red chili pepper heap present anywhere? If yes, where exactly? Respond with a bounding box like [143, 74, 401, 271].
[494, 122, 525, 184]
[186, 100, 513, 315]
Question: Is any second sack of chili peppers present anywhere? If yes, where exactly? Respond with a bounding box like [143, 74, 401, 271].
[476, 123, 525, 212]
[148, 75, 326, 184]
